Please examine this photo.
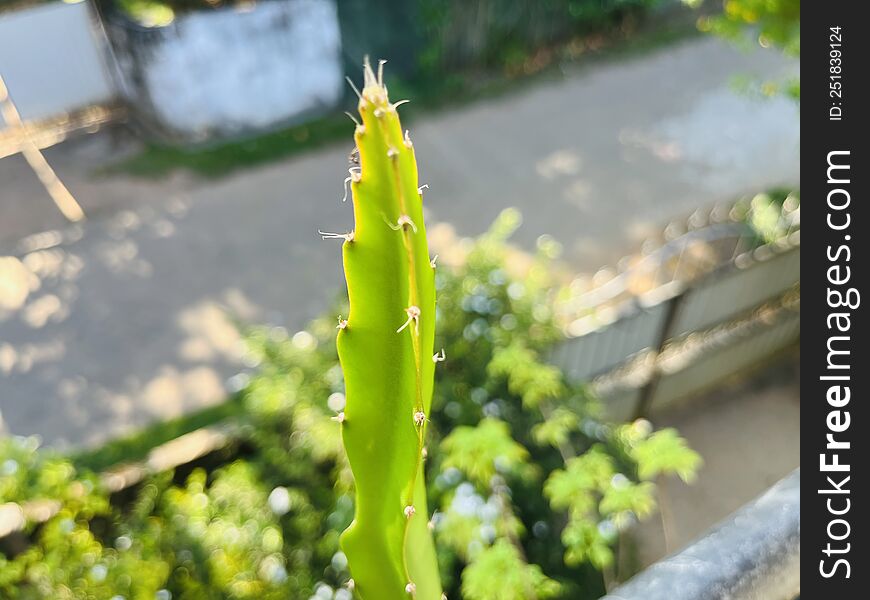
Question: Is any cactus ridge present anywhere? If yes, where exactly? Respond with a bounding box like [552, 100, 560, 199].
[332, 59, 441, 600]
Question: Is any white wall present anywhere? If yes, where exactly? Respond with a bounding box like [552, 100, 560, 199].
[0, 0, 116, 126]
[110, 0, 344, 140]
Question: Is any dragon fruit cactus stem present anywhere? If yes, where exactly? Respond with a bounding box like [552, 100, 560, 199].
[325, 59, 442, 600]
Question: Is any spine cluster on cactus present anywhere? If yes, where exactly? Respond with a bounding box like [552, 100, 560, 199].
[327, 59, 442, 600]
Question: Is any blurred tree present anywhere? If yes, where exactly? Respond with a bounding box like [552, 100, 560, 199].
[686, 0, 800, 99]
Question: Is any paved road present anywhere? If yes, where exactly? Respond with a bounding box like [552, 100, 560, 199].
[0, 37, 799, 447]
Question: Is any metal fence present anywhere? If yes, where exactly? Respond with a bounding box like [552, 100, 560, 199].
[551, 195, 800, 418]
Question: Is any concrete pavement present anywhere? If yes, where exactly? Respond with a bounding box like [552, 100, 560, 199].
[0, 36, 799, 447]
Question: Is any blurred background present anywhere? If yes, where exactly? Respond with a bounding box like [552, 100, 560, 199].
[1, 0, 798, 598]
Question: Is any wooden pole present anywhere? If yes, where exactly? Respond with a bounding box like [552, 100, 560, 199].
[0, 73, 85, 223]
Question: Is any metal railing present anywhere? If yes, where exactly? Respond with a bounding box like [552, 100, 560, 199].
[603, 469, 800, 600]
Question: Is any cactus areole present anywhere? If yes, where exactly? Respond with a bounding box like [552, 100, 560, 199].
[332, 60, 442, 599]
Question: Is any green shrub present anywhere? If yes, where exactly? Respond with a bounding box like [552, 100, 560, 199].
[418, 0, 663, 73]
[1, 211, 699, 599]
[685, 0, 800, 99]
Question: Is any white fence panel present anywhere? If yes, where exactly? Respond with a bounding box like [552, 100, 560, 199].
[650, 310, 799, 412]
[552, 238, 800, 417]
[552, 302, 667, 381]
[672, 246, 800, 336]
[0, 0, 115, 126]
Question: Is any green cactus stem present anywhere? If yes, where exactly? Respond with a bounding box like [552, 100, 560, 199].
[330, 59, 442, 600]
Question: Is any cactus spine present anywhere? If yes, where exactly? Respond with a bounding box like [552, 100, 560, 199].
[333, 60, 441, 599]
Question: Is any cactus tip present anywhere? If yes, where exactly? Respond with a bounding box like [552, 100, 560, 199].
[332, 411, 346, 424]
[403, 504, 416, 518]
[405, 582, 417, 595]
[360, 57, 390, 110]
[432, 348, 445, 363]
[413, 410, 426, 426]
[378, 59, 387, 86]
[362, 56, 376, 87]
[430, 254, 438, 269]
[336, 316, 348, 330]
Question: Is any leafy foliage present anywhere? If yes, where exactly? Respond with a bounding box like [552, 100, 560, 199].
[545, 449, 614, 515]
[461, 540, 561, 600]
[419, 0, 663, 74]
[631, 428, 702, 483]
[1, 437, 103, 512]
[488, 341, 566, 409]
[0, 436, 162, 599]
[0, 363, 346, 599]
[532, 408, 581, 449]
[542, 419, 701, 571]
[686, 0, 800, 99]
[441, 419, 531, 488]
[1, 212, 699, 599]
[692, 0, 799, 55]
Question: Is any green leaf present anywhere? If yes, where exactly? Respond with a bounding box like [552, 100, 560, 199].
[441, 419, 530, 488]
[632, 428, 702, 483]
[599, 480, 656, 520]
[532, 407, 579, 448]
[461, 540, 560, 600]
[544, 447, 613, 513]
[561, 519, 614, 569]
[437, 510, 483, 560]
[488, 342, 564, 408]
